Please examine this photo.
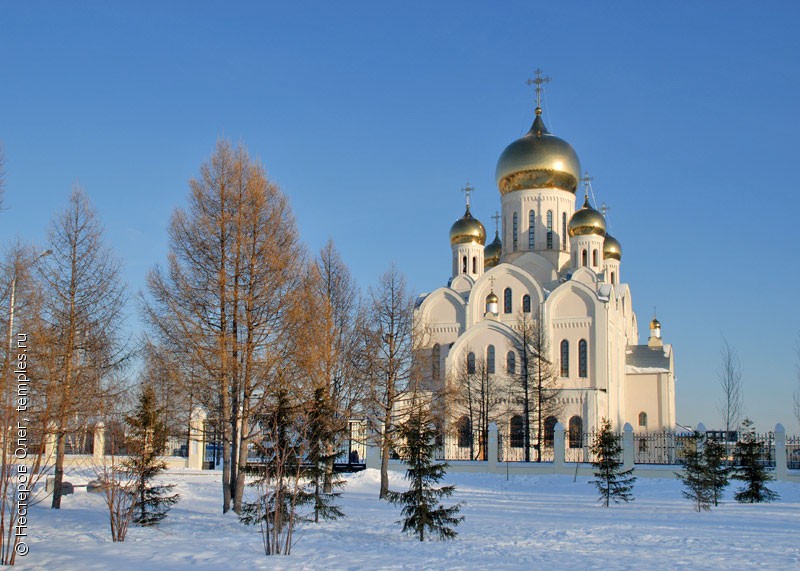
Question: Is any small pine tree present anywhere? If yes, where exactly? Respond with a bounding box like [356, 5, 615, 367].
[124, 385, 180, 526]
[732, 419, 778, 503]
[306, 387, 345, 523]
[387, 405, 463, 541]
[676, 432, 713, 512]
[590, 419, 636, 507]
[703, 436, 731, 507]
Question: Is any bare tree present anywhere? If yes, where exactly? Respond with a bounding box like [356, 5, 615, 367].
[364, 265, 416, 499]
[450, 351, 501, 461]
[0, 142, 6, 210]
[144, 140, 303, 513]
[510, 310, 561, 462]
[717, 336, 743, 441]
[37, 188, 128, 509]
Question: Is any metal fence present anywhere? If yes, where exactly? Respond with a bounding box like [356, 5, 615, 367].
[634, 431, 687, 465]
[435, 430, 490, 461]
[788, 435, 800, 470]
[497, 433, 554, 462]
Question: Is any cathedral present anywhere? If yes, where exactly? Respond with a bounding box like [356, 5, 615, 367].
[414, 75, 676, 454]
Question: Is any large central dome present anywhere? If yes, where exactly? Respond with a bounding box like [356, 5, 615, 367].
[495, 108, 581, 195]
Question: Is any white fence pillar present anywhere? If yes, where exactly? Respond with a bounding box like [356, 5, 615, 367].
[187, 407, 207, 470]
[487, 423, 498, 472]
[93, 422, 105, 464]
[622, 423, 634, 471]
[366, 424, 382, 470]
[554, 422, 565, 469]
[774, 423, 787, 480]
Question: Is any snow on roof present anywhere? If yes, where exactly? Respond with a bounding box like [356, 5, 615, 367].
[626, 345, 670, 374]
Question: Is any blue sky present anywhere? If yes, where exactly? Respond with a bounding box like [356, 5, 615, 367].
[2, 2, 799, 431]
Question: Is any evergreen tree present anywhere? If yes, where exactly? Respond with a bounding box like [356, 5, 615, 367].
[732, 419, 778, 503]
[589, 419, 636, 507]
[387, 404, 463, 541]
[124, 385, 180, 526]
[676, 432, 713, 512]
[703, 436, 730, 507]
[306, 387, 345, 523]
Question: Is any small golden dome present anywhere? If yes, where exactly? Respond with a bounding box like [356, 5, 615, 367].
[483, 231, 502, 268]
[486, 290, 498, 304]
[449, 206, 486, 246]
[568, 196, 606, 237]
[495, 109, 582, 195]
[649, 318, 661, 330]
[603, 234, 622, 261]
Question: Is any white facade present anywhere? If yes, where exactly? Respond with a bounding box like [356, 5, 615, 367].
[415, 99, 676, 445]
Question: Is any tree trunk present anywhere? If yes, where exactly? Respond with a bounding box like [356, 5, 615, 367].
[50, 432, 66, 509]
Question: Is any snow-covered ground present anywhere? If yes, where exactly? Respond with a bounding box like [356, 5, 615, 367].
[20, 468, 800, 570]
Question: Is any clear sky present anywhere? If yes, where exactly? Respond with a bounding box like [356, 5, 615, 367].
[2, 1, 799, 432]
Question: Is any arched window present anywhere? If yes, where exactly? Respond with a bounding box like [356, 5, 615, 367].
[578, 339, 588, 377]
[562, 212, 567, 250]
[467, 352, 476, 374]
[528, 210, 535, 249]
[546, 210, 553, 249]
[457, 416, 471, 448]
[510, 415, 525, 448]
[544, 416, 558, 446]
[432, 344, 441, 380]
[462, 255, 467, 273]
[610, 271, 616, 284]
[503, 287, 512, 314]
[638, 412, 648, 428]
[568, 416, 582, 448]
[560, 340, 569, 377]
[512, 212, 518, 251]
[522, 294, 531, 313]
[592, 249, 598, 267]
[472, 256, 477, 274]
[581, 249, 587, 267]
[506, 351, 516, 375]
[486, 345, 495, 374]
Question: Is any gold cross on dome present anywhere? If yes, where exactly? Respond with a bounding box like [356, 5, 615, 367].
[600, 202, 611, 217]
[581, 171, 593, 199]
[488, 275, 496, 291]
[491, 211, 500, 233]
[461, 183, 474, 208]
[526, 68, 551, 108]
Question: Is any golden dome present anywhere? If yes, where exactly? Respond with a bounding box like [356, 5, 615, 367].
[568, 196, 606, 237]
[495, 108, 581, 196]
[484, 231, 502, 268]
[486, 290, 498, 304]
[449, 205, 486, 246]
[649, 318, 661, 330]
[603, 234, 622, 261]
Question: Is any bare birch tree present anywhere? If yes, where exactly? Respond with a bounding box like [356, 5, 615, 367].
[37, 188, 128, 509]
[144, 140, 303, 513]
[717, 336, 743, 440]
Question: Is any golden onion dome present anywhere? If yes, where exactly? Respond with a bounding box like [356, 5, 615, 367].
[495, 108, 582, 196]
[603, 234, 622, 261]
[486, 290, 498, 304]
[449, 205, 486, 246]
[649, 317, 661, 330]
[483, 231, 502, 268]
[568, 195, 607, 237]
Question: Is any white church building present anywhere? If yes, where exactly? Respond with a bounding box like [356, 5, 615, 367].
[414, 76, 676, 455]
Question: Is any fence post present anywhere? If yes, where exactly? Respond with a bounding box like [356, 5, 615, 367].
[93, 422, 105, 464]
[487, 422, 498, 473]
[554, 422, 565, 471]
[622, 423, 634, 471]
[187, 407, 207, 470]
[774, 423, 787, 480]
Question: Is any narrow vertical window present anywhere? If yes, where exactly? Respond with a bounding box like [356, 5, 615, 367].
[487, 345, 495, 374]
[592, 249, 598, 267]
[510, 415, 525, 448]
[560, 339, 569, 377]
[506, 351, 516, 374]
[522, 294, 531, 313]
[457, 416, 471, 448]
[544, 417, 557, 446]
[528, 210, 535, 249]
[562, 212, 567, 250]
[638, 412, 648, 427]
[472, 256, 477, 274]
[512, 212, 518, 251]
[467, 352, 476, 374]
[462, 255, 467, 273]
[611, 271, 616, 284]
[568, 416, 583, 448]
[581, 249, 587, 267]
[578, 339, 588, 378]
[432, 344, 441, 380]
[503, 287, 512, 314]
[546, 210, 553, 249]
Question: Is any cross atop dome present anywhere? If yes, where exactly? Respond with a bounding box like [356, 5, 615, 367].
[461, 182, 474, 208]
[581, 171, 594, 199]
[491, 211, 500, 234]
[526, 68, 551, 113]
